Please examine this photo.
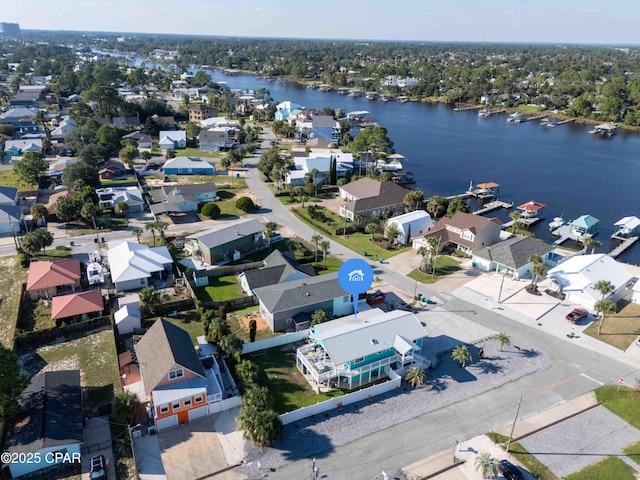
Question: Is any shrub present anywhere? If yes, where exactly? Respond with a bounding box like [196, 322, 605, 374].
[235, 196, 256, 212]
[18, 253, 30, 268]
[201, 202, 221, 219]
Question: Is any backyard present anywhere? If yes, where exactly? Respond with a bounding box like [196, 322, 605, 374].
[228, 305, 279, 343]
[0, 256, 27, 348]
[194, 275, 244, 303]
[17, 298, 55, 333]
[584, 301, 640, 350]
[407, 256, 462, 284]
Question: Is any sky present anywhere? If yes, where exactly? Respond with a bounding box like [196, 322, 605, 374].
[5, 0, 640, 45]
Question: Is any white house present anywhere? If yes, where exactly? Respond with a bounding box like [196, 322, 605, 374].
[96, 186, 146, 212]
[108, 240, 173, 291]
[114, 304, 142, 335]
[158, 130, 186, 151]
[547, 254, 634, 311]
[199, 127, 231, 151]
[50, 117, 76, 138]
[384, 210, 434, 245]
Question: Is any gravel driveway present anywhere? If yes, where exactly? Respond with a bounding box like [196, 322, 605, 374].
[237, 340, 550, 477]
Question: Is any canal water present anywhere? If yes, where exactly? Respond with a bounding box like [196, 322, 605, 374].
[192, 68, 640, 265]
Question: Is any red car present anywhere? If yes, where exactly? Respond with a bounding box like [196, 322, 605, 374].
[366, 290, 386, 305]
[566, 308, 588, 324]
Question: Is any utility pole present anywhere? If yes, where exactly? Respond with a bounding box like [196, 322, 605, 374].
[497, 267, 507, 303]
[506, 395, 523, 453]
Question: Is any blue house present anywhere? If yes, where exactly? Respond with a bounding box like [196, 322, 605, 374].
[296, 308, 430, 392]
[162, 157, 215, 175]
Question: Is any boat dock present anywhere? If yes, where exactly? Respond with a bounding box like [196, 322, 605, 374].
[524, 114, 548, 122]
[473, 201, 514, 215]
[551, 224, 596, 245]
[557, 118, 576, 125]
[609, 236, 640, 258]
[502, 217, 543, 228]
[454, 105, 483, 112]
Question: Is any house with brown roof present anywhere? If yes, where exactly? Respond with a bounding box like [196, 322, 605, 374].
[338, 178, 409, 221]
[412, 211, 502, 255]
[26, 258, 81, 300]
[135, 319, 223, 431]
[188, 104, 217, 123]
[51, 289, 104, 325]
[44, 190, 75, 217]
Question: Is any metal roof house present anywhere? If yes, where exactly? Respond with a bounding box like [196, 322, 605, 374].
[296, 309, 430, 392]
[162, 156, 215, 175]
[2, 370, 83, 479]
[107, 240, 173, 291]
[384, 210, 435, 245]
[472, 235, 554, 279]
[613, 216, 640, 238]
[186, 219, 264, 265]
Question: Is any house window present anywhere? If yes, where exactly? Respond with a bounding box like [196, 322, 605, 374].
[343, 295, 350, 302]
[195, 395, 203, 403]
[184, 398, 192, 407]
[354, 357, 364, 364]
[168, 369, 184, 380]
[172, 401, 180, 410]
[160, 405, 168, 414]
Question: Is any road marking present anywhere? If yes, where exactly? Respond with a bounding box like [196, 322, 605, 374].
[533, 374, 582, 392]
[580, 373, 604, 385]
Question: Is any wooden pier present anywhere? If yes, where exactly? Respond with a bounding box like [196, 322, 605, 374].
[609, 236, 640, 258]
[557, 118, 576, 125]
[502, 217, 543, 228]
[454, 105, 483, 112]
[446, 192, 473, 200]
[553, 235, 571, 246]
[525, 115, 548, 122]
[473, 201, 514, 216]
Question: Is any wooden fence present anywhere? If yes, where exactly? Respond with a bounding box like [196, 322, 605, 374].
[200, 296, 258, 311]
[143, 298, 195, 318]
[193, 261, 264, 279]
[14, 316, 113, 351]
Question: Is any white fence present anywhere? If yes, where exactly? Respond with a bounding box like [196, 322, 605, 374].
[209, 395, 242, 414]
[242, 330, 310, 355]
[279, 369, 402, 425]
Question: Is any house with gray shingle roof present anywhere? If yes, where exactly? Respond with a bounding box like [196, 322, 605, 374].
[186, 219, 264, 265]
[149, 183, 218, 215]
[0, 186, 18, 206]
[253, 272, 352, 332]
[338, 178, 409, 221]
[472, 235, 554, 279]
[238, 249, 315, 295]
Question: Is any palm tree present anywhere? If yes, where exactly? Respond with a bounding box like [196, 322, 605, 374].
[474, 452, 501, 479]
[404, 367, 426, 388]
[236, 360, 259, 388]
[319, 240, 330, 268]
[587, 238, 602, 254]
[311, 234, 322, 264]
[139, 287, 169, 316]
[594, 279, 615, 300]
[417, 246, 431, 273]
[581, 236, 595, 253]
[263, 221, 280, 249]
[115, 201, 129, 217]
[365, 222, 379, 241]
[132, 227, 143, 243]
[509, 211, 522, 234]
[403, 190, 424, 211]
[155, 221, 168, 244]
[596, 299, 617, 335]
[426, 237, 440, 275]
[531, 261, 547, 290]
[30, 204, 47, 230]
[145, 222, 157, 246]
[494, 332, 511, 351]
[207, 316, 230, 344]
[80, 202, 99, 243]
[112, 391, 139, 425]
[451, 344, 472, 368]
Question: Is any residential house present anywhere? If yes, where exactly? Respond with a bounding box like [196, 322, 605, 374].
[9, 91, 45, 108]
[159, 130, 186, 151]
[275, 100, 304, 120]
[547, 254, 634, 311]
[149, 183, 218, 215]
[472, 235, 554, 279]
[96, 186, 145, 212]
[49, 117, 76, 139]
[98, 159, 128, 180]
[0, 107, 39, 134]
[122, 131, 153, 149]
[383, 75, 419, 88]
[412, 211, 502, 254]
[151, 114, 177, 130]
[189, 104, 218, 123]
[44, 189, 75, 217]
[253, 272, 352, 332]
[0, 186, 18, 205]
[114, 304, 142, 335]
[239, 249, 315, 296]
[384, 210, 434, 245]
[162, 156, 215, 175]
[26, 259, 81, 300]
[186, 218, 264, 265]
[199, 116, 239, 129]
[338, 178, 409, 221]
[4, 138, 43, 157]
[1, 371, 83, 479]
[51, 289, 104, 326]
[108, 240, 173, 291]
[0, 204, 23, 234]
[112, 116, 141, 129]
[295, 112, 341, 144]
[296, 308, 430, 391]
[136, 319, 223, 430]
[199, 128, 233, 152]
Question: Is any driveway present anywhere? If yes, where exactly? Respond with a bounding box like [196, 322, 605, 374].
[81, 416, 116, 480]
[158, 416, 244, 480]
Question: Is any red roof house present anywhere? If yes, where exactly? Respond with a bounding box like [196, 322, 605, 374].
[26, 259, 81, 300]
[517, 200, 546, 218]
[51, 289, 104, 323]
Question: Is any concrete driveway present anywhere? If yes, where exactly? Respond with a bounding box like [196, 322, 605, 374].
[158, 416, 244, 480]
[82, 416, 116, 480]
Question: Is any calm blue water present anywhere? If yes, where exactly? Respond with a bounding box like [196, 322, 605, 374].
[192, 69, 640, 265]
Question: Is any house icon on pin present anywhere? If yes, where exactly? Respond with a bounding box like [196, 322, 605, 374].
[347, 269, 365, 282]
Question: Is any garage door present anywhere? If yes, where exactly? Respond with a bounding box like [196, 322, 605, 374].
[156, 415, 178, 431]
[188, 406, 208, 422]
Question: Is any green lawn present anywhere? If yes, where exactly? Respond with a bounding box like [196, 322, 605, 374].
[0, 169, 38, 190]
[17, 299, 55, 333]
[228, 308, 278, 343]
[408, 256, 462, 284]
[213, 175, 247, 190]
[564, 456, 636, 480]
[180, 147, 223, 159]
[144, 312, 205, 345]
[194, 275, 244, 303]
[250, 347, 344, 414]
[595, 385, 640, 430]
[100, 178, 138, 187]
[21, 329, 121, 409]
[584, 301, 640, 350]
[486, 432, 559, 480]
[62, 214, 129, 236]
[0, 256, 27, 348]
[623, 441, 640, 467]
[215, 191, 248, 218]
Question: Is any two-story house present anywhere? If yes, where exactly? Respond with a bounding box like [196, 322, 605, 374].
[198, 128, 232, 152]
[189, 104, 218, 123]
[338, 178, 409, 221]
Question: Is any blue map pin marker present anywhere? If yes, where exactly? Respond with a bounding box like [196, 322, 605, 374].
[338, 258, 374, 317]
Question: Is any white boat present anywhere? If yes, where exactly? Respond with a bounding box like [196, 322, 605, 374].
[507, 112, 523, 123]
[88, 250, 101, 263]
[86, 262, 104, 285]
[549, 217, 564, 230]
[478, 109, 490, 118]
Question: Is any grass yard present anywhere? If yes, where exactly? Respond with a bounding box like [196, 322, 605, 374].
[0, 256, 27, 348]
[0, 168, 38, 190]
[250, 346, 344, 414]
[228, 308, 278, 343]
[194, 275, 244, 303]
[216, 190, 248, 218]
[62, 214, 129, 236]
[584, 301, 640, 350]
[407, 256, 462, 284]
[99, 178, 138, 187]
[623, 441, 640, 467]
[17, 299, 55, 333]
[486, 432, 558, 480]
[144, 312, 205, 345]
[595, 385, 640, 430]
[20, 329, 121, 409]
[564, 456, 636, 480]
[180, 147, 223, 159]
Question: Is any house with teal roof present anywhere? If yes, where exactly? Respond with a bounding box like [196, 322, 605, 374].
[296, 308, 430, 392]
[570, 215, 599, 238]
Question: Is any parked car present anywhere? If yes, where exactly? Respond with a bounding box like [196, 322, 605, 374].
[90, 455, 107, 480]
[500, 459, 524, 480]
[566, 308, 588, 324]
[366, 289, 386, 306]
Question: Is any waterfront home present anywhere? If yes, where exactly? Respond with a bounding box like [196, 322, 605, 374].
[107, 240, 173, 292]
[2, 371, 83, 479]
[569, 215, 599, 239]
[189, 104, 218, 123]
[275, 100, 305, 120]
[412, 211, 502, 255]
[338, 178, 409, 221]
[547, 254, 633, 311]
[384, 210, 434, 245]
[296, 308, 430, 392]
[162, 156, 215, 175]
[185, 218, 264, 265]
[239, 249, 315, 296]
[26, 259, 81, 300]
[613, 216, 640, 238]
[472, 235, 554, 279]
[158, 130, 186, 150]
[517, 200, 546, 218]
[253, 272, 352, 332]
